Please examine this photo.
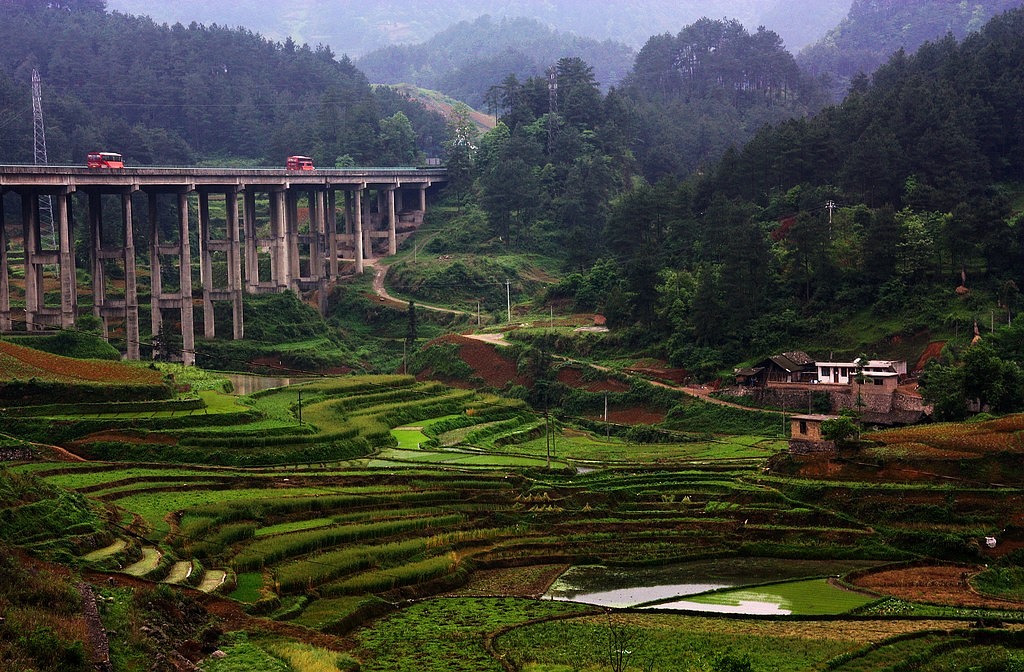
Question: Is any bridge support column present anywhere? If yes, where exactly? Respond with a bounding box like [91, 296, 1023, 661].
[286, 189, 300, 291]
[312, 190, 325, 282]
[149, 190, 195, 366]
[149, 193, 161, 348]
[243, 190, 259, 292]
[177, 191, 195, 366]
[228, 190, 244, 339]
[387, 187, 397, 256]
[271, 188, 289, 290]
[199, 192, 215, 340]
[327, 189, 338, 280]
[362, 188, 373, 263]
[0, 196, 9, 332]
[18, 190, 70, 331]
[123, 191, 140, 360]
[199, 190, 245, 341]
[353, 187, 364, 274]
[21, 192, 40, 331]
[91, 190, 139, 359]
[56, 189, 75, 330]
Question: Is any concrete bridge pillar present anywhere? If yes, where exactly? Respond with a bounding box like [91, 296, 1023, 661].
[286, 189, 301, 291]
[387, 187, 397, 256]
[361, 188, 373, 263]
[148, 190, 196, 366]
[89, 189, 139, 358]
[177, 190, 196, 367]
[327, 189, 338, 280]
[313, 190, 326, 281]
[148, 193, 162, 347]
[56, 189, 75, 330]
[199, 191, 215, 340]
[271, 188, 289, 290]
[243, 189, 259, 292]
[199, 189, 245, 341]
[122, 190, 140, 360]
[21, 191, 41, 331]
[227, 189, 244, 340]
[17, 189, 73, 332]
[353, 187, 364, 274]
[88, 191, 105, 332]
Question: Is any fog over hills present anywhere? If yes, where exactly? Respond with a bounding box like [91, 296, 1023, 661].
[104, 0, 849, 57]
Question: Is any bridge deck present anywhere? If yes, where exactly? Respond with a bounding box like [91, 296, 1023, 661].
[0, 165, 446, 190]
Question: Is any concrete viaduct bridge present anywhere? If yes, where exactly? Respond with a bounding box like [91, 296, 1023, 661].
[0, 165, 446, 365]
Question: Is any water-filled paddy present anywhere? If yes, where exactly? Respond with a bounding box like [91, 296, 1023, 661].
[545, 558, 881, 613]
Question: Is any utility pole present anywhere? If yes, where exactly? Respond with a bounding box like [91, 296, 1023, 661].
[31, 69, 56, 249]
[826, 200, 835, 227]
[506, 278, 512, 323]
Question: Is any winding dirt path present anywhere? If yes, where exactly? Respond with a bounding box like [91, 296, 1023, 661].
[369, 260, 469, 317]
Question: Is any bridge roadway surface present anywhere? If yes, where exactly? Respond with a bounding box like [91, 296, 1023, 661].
[0, 164, 446, 190]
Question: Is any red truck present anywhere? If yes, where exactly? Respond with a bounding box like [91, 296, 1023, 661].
[286, 155, 314, 170]
[86, 151, 124, 168]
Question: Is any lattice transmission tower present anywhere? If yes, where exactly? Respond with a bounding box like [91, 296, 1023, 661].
[31, 69, 56, 248]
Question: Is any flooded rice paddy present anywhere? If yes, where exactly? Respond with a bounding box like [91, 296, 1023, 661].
[544, 558, 880, 615]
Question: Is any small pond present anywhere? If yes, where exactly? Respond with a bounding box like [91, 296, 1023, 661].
[544, 558, 880, 614]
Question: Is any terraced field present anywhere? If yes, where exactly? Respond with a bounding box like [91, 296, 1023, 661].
[6, 374, 1024, 670]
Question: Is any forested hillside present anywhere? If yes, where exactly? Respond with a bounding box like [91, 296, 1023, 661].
[798, 0, 1024, 100]
[465, 8, 1024, 383]
[356, 16, 635, 109]
[0, 1, 445, 165]
[622, 18, 830, 180]
[605, 7, 1024, 374]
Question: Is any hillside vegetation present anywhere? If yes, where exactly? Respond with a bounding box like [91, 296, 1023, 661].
[358, 16, 636, 109]
[799, 0, 1024, 100]
[0, 2, 445, 165]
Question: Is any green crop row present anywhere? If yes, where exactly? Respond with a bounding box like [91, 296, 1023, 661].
[182, 490, 464, 532]
[179, 522, 257, 558]
[14, 397, 206, 417]
[275, 538, 427, 592]
[329, 383, 451, 414]
[318, 552, 461, 596]
[232, 513, 467, 571]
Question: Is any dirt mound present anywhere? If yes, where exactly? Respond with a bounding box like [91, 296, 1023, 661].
[913, 341, 946, 372]
[420, 334, 529, 389]
[624, 361, 688, 384]
[556, 366, 629, 393]
[0, 340, 164, 385]
[850, 564, 1023, 609]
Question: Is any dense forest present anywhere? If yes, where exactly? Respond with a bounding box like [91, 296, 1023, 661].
[798, 0, 1024, 100]
[465, 7, 1024, 387]
[0, 0, 446, 166]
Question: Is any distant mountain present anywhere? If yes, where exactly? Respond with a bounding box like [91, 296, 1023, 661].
[357, 16, 635, 108]
[799, 0, 1024, 100]
[104, 0, 849, 57]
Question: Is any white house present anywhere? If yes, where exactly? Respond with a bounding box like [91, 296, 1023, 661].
[814, 359, 906, 385]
